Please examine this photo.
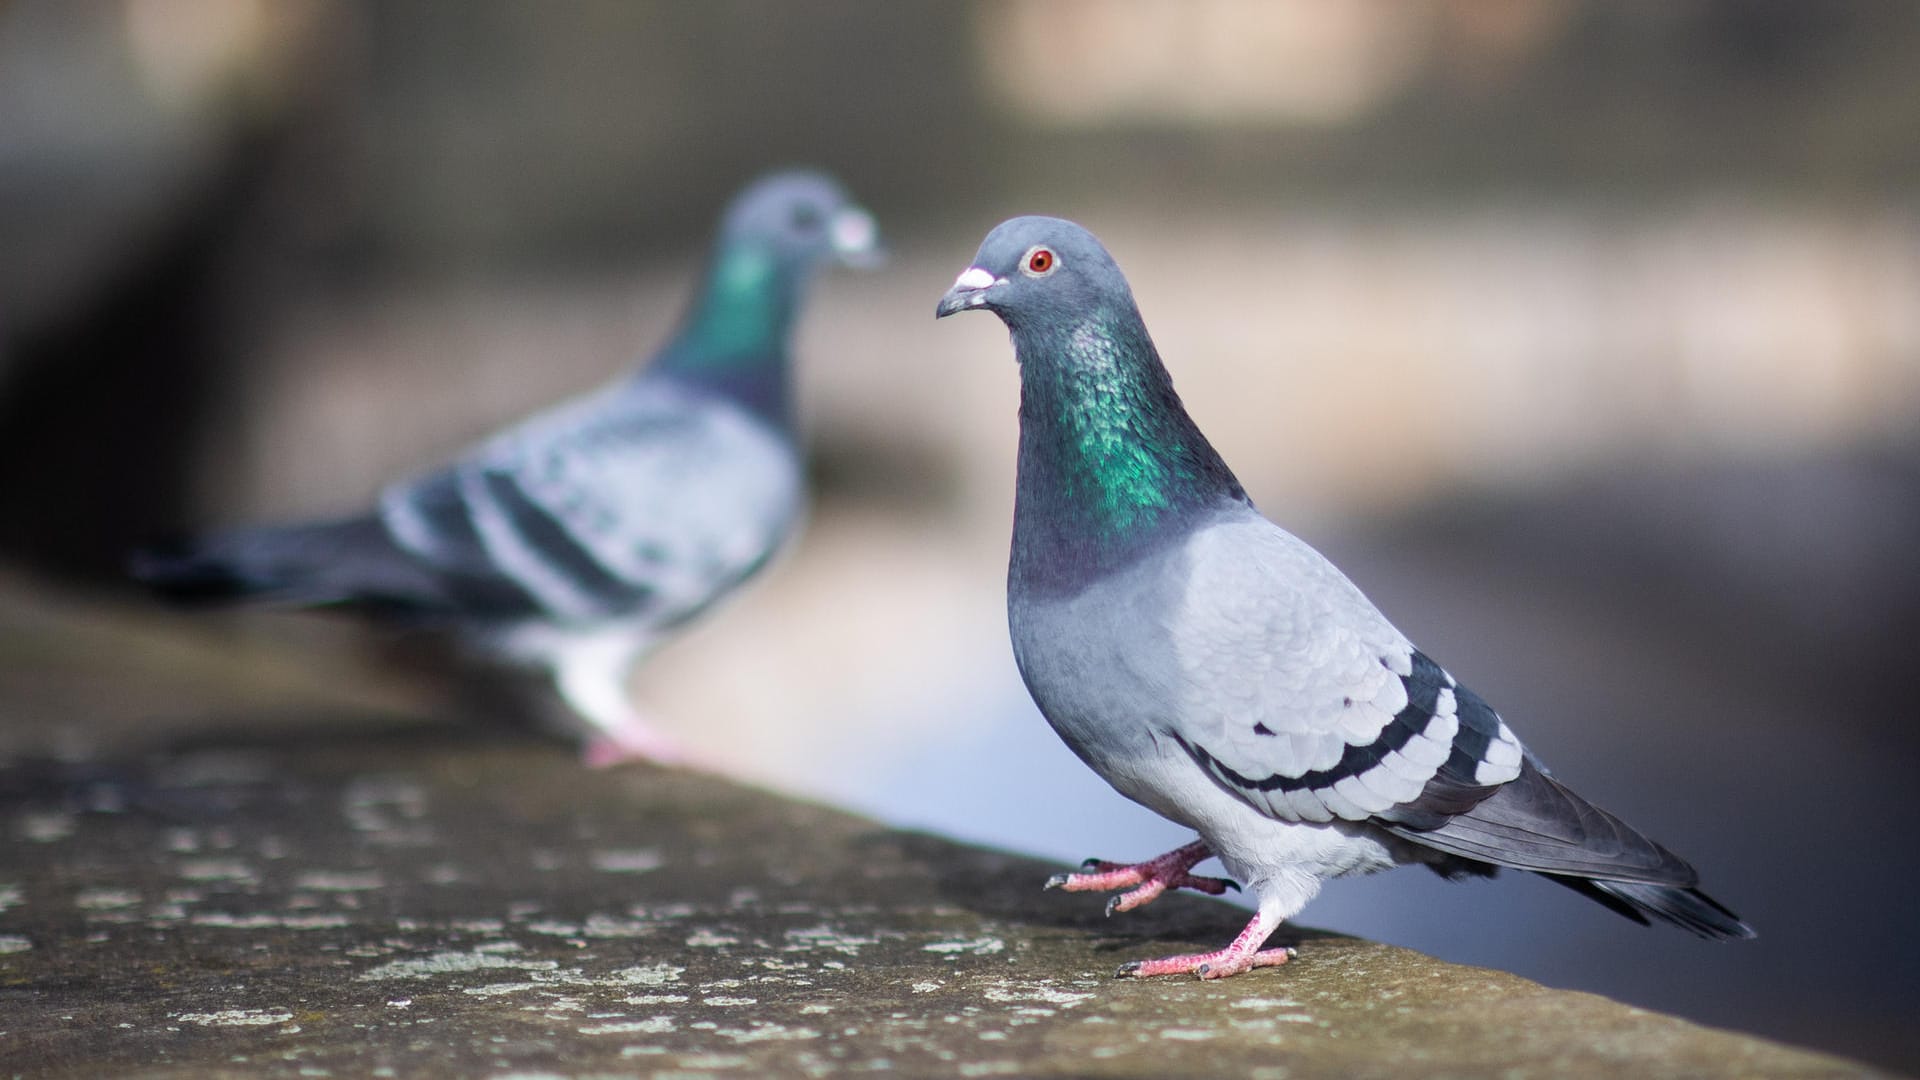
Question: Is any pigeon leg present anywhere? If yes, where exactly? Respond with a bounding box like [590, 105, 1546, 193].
[550, 634, 689, 767]
[1116, 903, 1296, 980]
[1045, 839, 1238, 914]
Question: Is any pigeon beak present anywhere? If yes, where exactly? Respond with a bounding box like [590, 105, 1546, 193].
[935, 266, 1002, 318]
[830, 207, 885, 269]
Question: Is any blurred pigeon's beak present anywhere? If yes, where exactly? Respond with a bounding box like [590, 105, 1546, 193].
[935, 267, 1001, 318]
[830, 207, 885, 269]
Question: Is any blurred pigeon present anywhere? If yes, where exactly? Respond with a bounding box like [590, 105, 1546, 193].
[133, 170, 880, 766]
[936, 216, 1752, 978]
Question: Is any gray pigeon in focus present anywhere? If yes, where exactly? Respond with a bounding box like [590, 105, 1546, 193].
[935, 216, 1752, 978]
[133, 170, 880, 766]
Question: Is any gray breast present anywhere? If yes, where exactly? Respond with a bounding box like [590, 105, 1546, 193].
[1009, 541, 1191, 793]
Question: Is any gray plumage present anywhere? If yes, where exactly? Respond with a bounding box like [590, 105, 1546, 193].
[936, 216, 1750, 978]
[134, 170, 880, 764]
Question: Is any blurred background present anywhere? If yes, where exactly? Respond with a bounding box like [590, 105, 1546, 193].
[2, 0, 1917, 1070]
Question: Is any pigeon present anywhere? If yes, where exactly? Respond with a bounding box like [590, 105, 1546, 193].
[133, 169, 881, 766]
[935, 216, 1753, 979]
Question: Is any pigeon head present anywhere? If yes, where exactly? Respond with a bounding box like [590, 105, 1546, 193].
[718, 169, 882, 273]
[665, 169, 878, 402]
[934, 216, 1132, 333]
[938, 217, 1246, 585]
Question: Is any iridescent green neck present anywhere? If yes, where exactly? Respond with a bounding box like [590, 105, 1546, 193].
[667, 244, 795, 368]
[1048, 339, 1181, 534]
[1012, 308, 1243, 565]
[653, 242, 801, 425]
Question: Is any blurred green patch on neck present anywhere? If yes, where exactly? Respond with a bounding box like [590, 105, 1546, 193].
[684, 246, 786, 362]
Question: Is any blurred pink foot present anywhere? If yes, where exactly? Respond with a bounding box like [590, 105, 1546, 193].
[580, 720, 692, 769]
[1045, 839, 1238, 915]
[1117, 909, 1296, 980]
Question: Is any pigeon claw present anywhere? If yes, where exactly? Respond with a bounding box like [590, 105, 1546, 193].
[1167, 873, 1239, 897]
[579, 712, 696, 770]
[1107, 880, 1166, 914]
[1041, 839, 1224, 913]
[1112, 909, 1294, 980]
[1119, 945, 1295, 981]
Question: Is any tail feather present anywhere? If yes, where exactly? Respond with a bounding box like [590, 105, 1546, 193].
[1388, 757, 1755, 940]
[130, 533, 302, 605]
[130, 517, 443, 611]
[1547, 875, 1755, 940]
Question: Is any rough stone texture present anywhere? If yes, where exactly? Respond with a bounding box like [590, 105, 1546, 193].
[0, 577, 1887, 1079]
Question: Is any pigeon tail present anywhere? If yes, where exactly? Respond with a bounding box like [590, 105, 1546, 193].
[1389, 757, 1755, 939]
[1547, 875, 1756, 940]
[130, 517, 441, 611]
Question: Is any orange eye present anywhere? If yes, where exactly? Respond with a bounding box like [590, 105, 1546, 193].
[1027, 248, 1054, 274]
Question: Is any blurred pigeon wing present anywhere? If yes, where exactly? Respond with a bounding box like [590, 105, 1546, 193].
[381, 380, 800, 626]
[1163, 515, 1525, 825]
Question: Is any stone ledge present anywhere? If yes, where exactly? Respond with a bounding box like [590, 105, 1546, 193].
[0, 722, 1879, 1080]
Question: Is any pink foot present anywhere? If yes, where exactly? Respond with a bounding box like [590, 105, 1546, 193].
[1045, 839, 1238, 915]
[581, 727, 692, 769]
[1117, 908, 1296, 980]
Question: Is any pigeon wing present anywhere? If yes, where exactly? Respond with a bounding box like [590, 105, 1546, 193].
[1161, 516, 1526, 826]
[1161, 515, 1750, 930]
[380, 380, 801, 627]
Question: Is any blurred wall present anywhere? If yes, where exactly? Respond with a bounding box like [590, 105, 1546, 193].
[4, 0, 1917, 567]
